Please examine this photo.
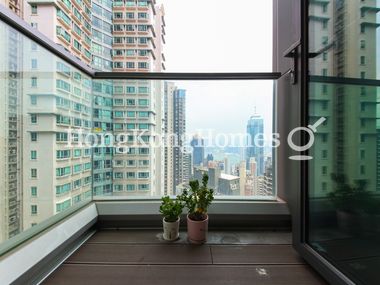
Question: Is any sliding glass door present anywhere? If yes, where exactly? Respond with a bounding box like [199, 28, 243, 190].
[307, 1, 380, 284]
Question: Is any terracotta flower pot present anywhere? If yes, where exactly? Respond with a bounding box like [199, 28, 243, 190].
[162, 217, 180, 241]
[187, 214, 208, 244]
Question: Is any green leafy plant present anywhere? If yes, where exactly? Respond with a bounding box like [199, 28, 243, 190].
[159, 196, 184, 222]
[178, 174, 214, 221]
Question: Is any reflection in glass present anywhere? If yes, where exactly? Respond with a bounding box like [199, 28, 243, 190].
[0, 21, 92, 245]
[309, 1, 380, 284]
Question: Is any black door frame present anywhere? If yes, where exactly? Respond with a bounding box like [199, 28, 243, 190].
[294, 1, 356, 284]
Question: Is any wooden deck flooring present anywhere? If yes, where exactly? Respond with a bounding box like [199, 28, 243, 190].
[43, 230, 328, 285]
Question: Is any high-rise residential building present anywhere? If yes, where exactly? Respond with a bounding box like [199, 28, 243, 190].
[163, 84, 188, 195]
[24, 0, 93, 65]
[91, 0, 113, 71]
[22, 44, 93, 230]
[0, 0, 23, 17]
[0, 23, 23, 242]
[91, 0, 114, 196]
[111, 1, 166, 196]
[21, 0, 167, 199]
[246, 114, 264, 175]
[163, 81, 175, 195]
[172, 89, 186, 193]
[183, 152, 192, 183]
[258, 157, 273, 196]
[191, 135, 204, 166]
[309, 0, 378, 197]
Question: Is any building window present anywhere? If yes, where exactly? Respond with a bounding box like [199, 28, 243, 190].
[126, 37, 135, 44]
[31, 132, 38, 141]
[31, 187, 37, 197]
[31, 5, 38, 14]
[322, 3, 328, 13]
[114, 62, 123, 68]
[31, 150, 37, 160]
[360, 165, 365, 175]
[138, 184, 149, 190]
[126, 86, 136, 93]
[322, 84, 327, 94]
[360, 71, 366, 79]
[126, 184, 136, 191]
[31, 59, 37, 69]
[138, 12, 148, 19]
[114, 172, 124, 179]
[126, 62, 135, 69]
[360, 56, 365, 65]
[321, 69, 327, 76]
[114, 12, 123, 19]
[31, 205, 38, 215]
[322, 52, 327, 61]
[127, 172, 136, 178]
[138, 172, 149, 179]
[361, 24, 365, 34]
[31, 77, 37, 87]
[127, 99, 136, 106]
[31, 95, 37, 105]
[322, 150, 327, 159]
[31, 114, 37, 124]
[138, 62, 148, 69]
[138, 99, 149, 106]
[321, 166, 327, 176]
[360, 86, 366, 96]
[360, 40, 366, 49]
[322, 19, 328, 29]
[360, 149, 365, 160]
[31, 22, 38, 29]
[31, 168, 37, 178]
[114, 185, 124, 191]
[321, 182, 327, 192]
[138, 50, 148, 56]
[114, 98, 124, 105]
[322, 36, 328, 45]
[127, 111, 135, 117]
[126, 12, 134, 18]
[126, 123, 135, 130]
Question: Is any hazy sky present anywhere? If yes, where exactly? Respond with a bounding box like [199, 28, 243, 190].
[157, 0, 273, 137]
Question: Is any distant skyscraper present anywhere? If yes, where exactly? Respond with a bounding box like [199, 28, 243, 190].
[191, 135, 204, 166]
[173, 89, 187, 193]
[246, 114, 264, 176]
[206, 153, 214, 165]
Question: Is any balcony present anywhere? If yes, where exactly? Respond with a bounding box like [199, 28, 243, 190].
[3, 0, 380, 284]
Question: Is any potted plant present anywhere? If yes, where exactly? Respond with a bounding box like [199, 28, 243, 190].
[178, 174, 214, 244]
[159, 196, 184, 241]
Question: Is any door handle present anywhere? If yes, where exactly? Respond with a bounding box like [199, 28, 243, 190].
[283, 40, 301, 85]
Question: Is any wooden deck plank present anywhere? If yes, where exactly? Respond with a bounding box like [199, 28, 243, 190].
[211, 245, 305, 265]
[66, 244, 212, 265]
[43, 264, 327, 285]
[88, 230, 292, 245]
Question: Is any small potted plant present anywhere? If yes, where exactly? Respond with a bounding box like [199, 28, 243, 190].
[159, 196, 184, 241]
[178, 174, 214, 244]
